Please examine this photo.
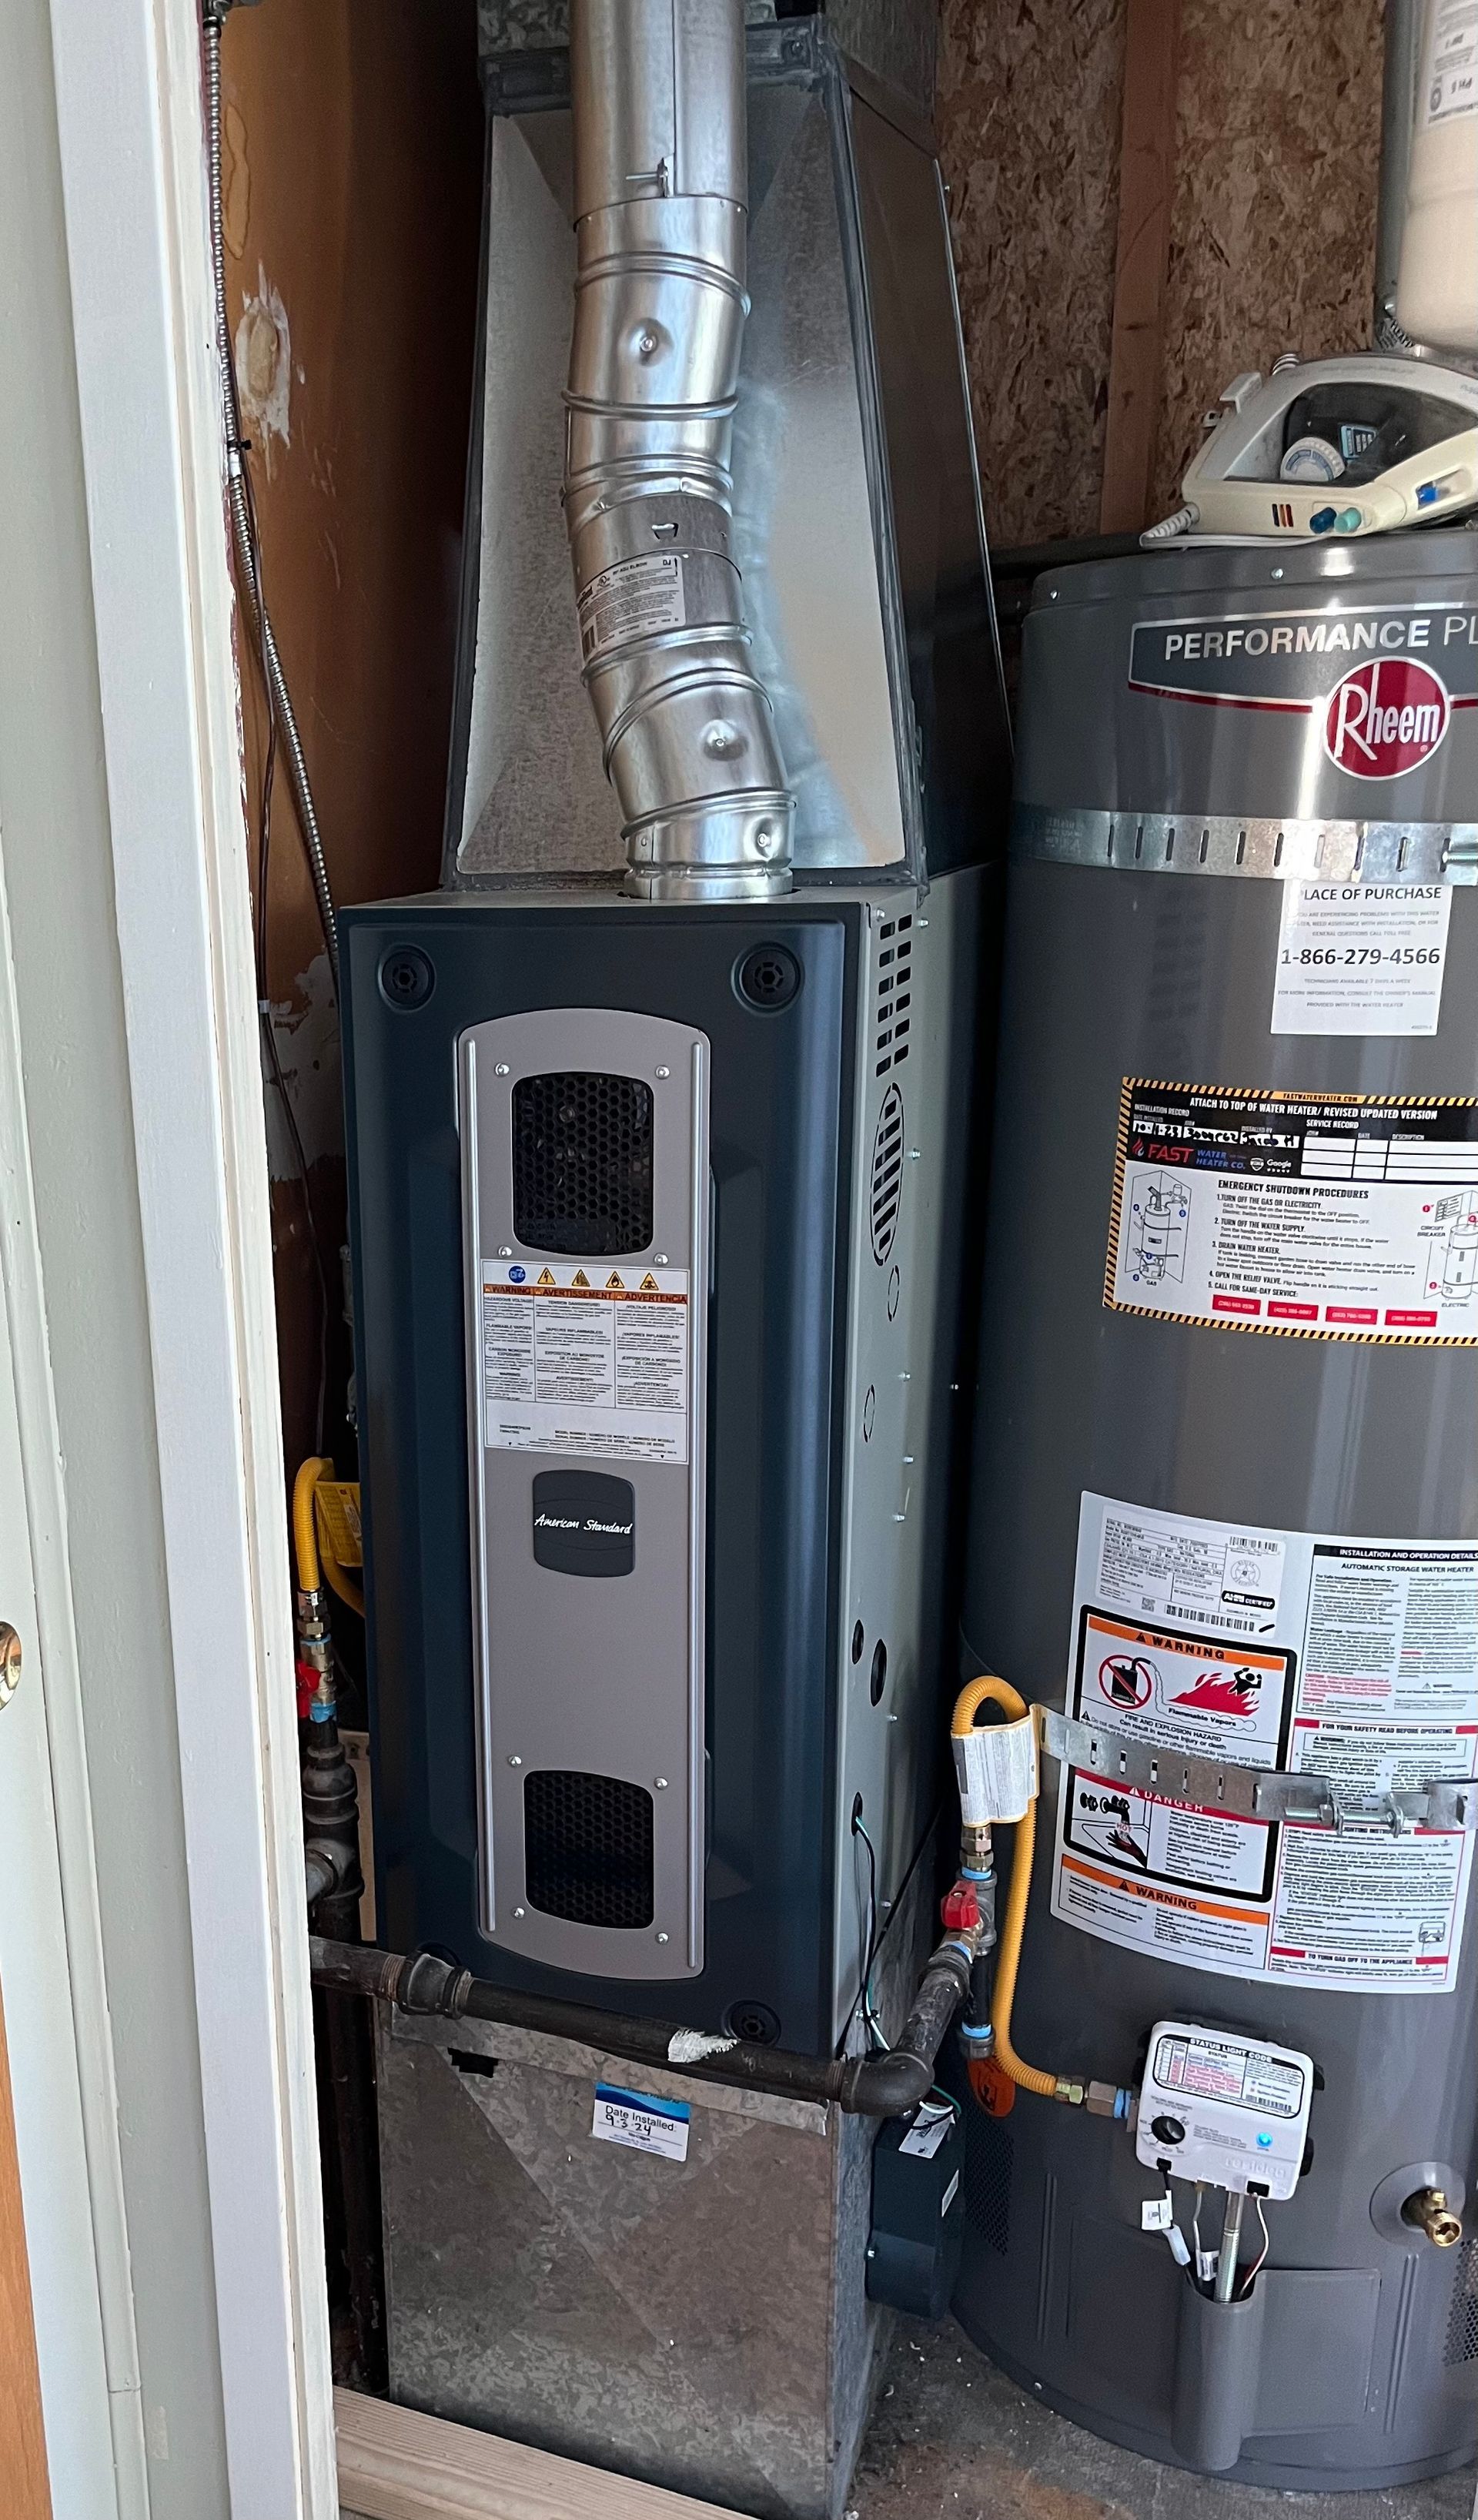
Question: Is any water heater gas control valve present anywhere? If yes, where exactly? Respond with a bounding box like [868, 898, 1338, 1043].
[1135, 2020, 1313, 2201]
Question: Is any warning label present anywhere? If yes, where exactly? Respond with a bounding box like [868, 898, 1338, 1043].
[1051, 1494, 1478, 1992]
[577, 553, 686, 664]
[1106, 1080, 1478, 1342]
[480, 1260, 690, 1464]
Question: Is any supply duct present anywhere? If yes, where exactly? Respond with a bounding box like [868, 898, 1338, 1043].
[565, 0, 793, 901]
[445, 12, 1008, 896]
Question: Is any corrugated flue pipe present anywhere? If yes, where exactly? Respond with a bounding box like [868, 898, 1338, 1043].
[564, 0, 794, 900]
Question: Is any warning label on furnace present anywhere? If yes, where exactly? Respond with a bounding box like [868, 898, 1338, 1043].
[577, 553, 686, 664]
[1106, 1080, 1478, 1342]
[480, 1260, 689, 1464]
[1050, 1494, 1478, 1992]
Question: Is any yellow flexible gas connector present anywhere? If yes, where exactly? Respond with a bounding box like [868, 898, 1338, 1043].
[293, 1455, 333, 1595]
[951, 1675, 1082, 2105]
[293, 1456, 365, 1616]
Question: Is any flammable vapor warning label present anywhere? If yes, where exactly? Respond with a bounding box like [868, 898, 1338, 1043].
[480, 1260, 689, 1465]
[1050, 1494, 1478, 1992]
[1106, 1080, 1478, 1342]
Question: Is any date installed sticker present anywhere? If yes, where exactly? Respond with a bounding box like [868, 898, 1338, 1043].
[1106, 1081, 1478, 1343]
[1272, 882, 1452, 1037]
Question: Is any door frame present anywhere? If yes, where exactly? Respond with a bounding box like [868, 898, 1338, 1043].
[8, 0, 338, 2508]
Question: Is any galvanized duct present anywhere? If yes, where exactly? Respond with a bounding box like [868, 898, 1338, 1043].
[564, 0, 794, 901]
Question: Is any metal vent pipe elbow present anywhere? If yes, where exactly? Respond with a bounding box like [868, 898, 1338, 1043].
[565, 0, 794, 900]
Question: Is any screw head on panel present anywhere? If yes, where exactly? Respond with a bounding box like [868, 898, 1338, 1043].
[656, 1932, 670, 1946]
[495, 1063, 510, 1076]
[654, 1777, 668, 1790]
[513, 1906, 525, 1919]
[655, 1066, 670, 1079]
[654, 1253, 669, 1265]
[508, 1755, 523, 1768]
[498, 1246, 513, 1259]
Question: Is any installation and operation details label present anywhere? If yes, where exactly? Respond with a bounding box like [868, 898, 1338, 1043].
[1052, 1493, 1478, 1991]
[1107, 1080, 1478, 1343]
[480, 1259, 690, 1464]
[577, 551, 687, 663]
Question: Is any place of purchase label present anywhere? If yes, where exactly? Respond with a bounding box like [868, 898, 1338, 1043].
[1106, 1081, 1478, 1343]
[1272, 883, 1452, 1038]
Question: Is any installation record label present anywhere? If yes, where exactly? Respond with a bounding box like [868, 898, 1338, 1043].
[1106, 1080, 1478, 1343]
[480, 1260, 689, 1464]
[1051, 1494, 1478, 1993]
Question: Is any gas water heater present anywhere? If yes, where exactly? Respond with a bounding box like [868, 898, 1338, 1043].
[955, 530, 1478, 2488]
[342, 2, 1008, 2060]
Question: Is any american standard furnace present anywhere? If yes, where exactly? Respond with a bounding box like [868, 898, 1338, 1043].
[342, 5, 1008, 2062]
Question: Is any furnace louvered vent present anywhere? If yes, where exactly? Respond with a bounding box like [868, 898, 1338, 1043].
[871, 1083, 905, 1264]
[874, 914, 912, 1078]
[963, 2110, 1012, 2257]
[1445, 2240, 1478, 2364]
[512, 1071, 654, 1255]
[523, 1769, 655, 1930]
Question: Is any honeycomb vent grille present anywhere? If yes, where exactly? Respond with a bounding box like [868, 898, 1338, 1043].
[963, 2109, 1012, 2257]
[523, 1769, 655, 1930]
[1445, 2238, 1478, 2365]
[874, 914, 912, 1079]
[870, 1084, 905, 1265]
[512, 1072, 654, 1256]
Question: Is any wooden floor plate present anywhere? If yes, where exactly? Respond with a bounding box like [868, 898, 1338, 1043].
[336, 2390, 750, 2520]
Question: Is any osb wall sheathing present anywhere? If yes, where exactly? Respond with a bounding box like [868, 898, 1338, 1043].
[221, 0, 483, 1472]
[1154, 0, 1386, 518]
[938, 0, 1386, 547]
[938, 0, 1127, 547]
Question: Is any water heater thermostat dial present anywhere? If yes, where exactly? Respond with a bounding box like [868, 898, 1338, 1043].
[1135, 2020, 1313, 2200]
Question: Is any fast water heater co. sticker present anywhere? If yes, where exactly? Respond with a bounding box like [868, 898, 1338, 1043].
[1272, 882, 1453, 1037]
[1105, 1080, 1478, 1343]
[590, 2084, 691, 2163]
[480, 1259, 691, 1464]
[1051, 1495, 1478, 1993]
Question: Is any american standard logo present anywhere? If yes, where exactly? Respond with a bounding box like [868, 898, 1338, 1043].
[533, 1510, 634, 1538]
[1128, 606, 1478, 780]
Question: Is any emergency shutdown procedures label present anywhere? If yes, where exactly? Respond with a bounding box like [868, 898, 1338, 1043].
[1106, 1081, 1478, 1343]
[480, 1260, 690, 1464]
[1052, 1494, 1478, 1992]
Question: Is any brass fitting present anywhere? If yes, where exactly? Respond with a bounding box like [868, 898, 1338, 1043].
[1053, 2076, 1087, 2107]
[1403, 2186, 1463, 2247]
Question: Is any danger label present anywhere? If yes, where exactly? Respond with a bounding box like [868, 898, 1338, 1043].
[1051, 1496, 1478, 1992]
[480, 1260, 689, 1464]
[1107, 1081, 1478, 1342]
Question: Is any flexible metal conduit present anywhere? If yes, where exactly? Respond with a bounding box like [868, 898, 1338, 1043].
[564, 0, 794, 901]
[202, 5, 339, 978]
[309, 1935, 971, 2116]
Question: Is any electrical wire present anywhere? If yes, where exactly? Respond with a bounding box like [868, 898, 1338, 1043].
[202, 5, 335, 1454]
[851, 1816, 888, 2053]
[202, 8, 338, 980]
[1240, 2194, 1270, 2296]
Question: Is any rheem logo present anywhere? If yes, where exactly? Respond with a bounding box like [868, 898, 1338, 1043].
[1323, 656, 1451, 781]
